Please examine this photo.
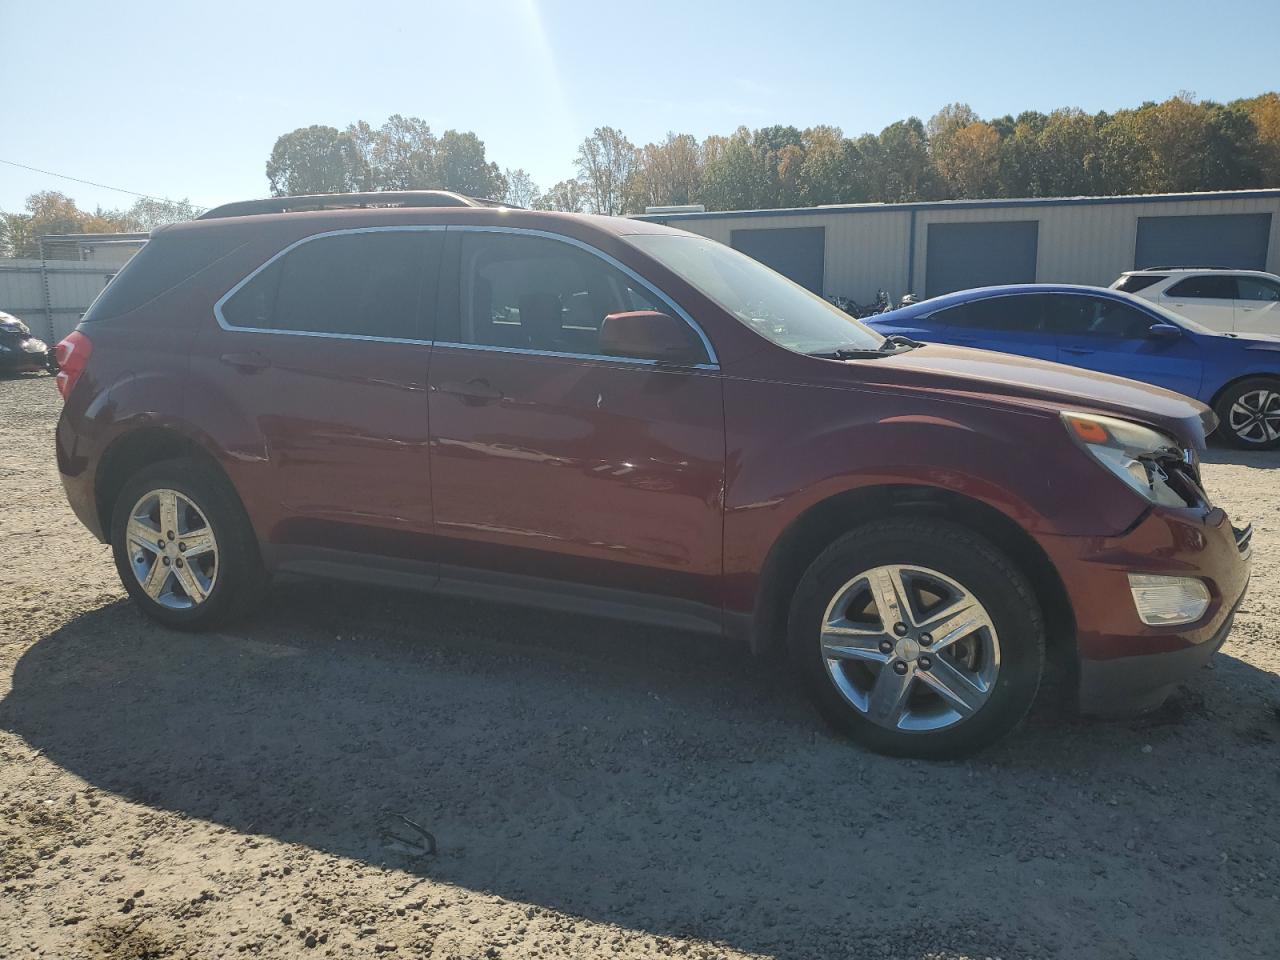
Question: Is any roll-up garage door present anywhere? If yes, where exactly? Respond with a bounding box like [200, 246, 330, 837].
[1135, 213, 1271, 270]
[925, 221, 1039, 298]
[730, 226, 825, 294]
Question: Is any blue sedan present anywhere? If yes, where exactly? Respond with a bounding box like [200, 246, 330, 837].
[867, 284, 1280, 449]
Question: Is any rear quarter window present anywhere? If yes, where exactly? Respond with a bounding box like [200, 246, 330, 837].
[81, 228, 247, 323]
[1115, 274, 1166, 293]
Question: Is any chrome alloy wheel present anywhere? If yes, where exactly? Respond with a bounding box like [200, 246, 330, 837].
[124, 489, 219, 609]
[819, 564, 1000, 733]
[1228, 389, 1280, 445]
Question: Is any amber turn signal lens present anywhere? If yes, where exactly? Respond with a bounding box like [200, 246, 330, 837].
[1066, 416, 1110, 445]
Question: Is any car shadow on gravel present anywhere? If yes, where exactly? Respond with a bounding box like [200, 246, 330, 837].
[4, 584, 1279, 959]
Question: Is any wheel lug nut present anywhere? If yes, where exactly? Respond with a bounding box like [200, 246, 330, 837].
[892, 661, 908, 675]
[162, 557, 171, 566]
[167, 530, 175, 540]
[878, 640, 893, 654]
[919, 656, 932, 671]
[178, 542, 186, 552]
[175, 558, 184, 568]
[157, 540, 166, 550]
[893, 622, 908, 636]
[920, 633, 933, 646]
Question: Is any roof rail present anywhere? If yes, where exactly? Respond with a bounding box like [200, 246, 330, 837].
[1132, 265, 1237, 272]
[197, 190, 506, 220]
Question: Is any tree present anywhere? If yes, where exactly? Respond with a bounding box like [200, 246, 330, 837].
[795, 126, 853, 206]
[99, 197, 201, 232]
[699, 127, 765, 211]
[266, 125, 369, 197]
[1238, 92, 1280, 185]
[575, 126, 637, 215]
[0, 212, 34, 258]
[0, 192, 127, 258]
[933, 121, 1001, 198]
[352, 114, 437, 189]
[875, 118, 939, 201]
[627, 133, 702, 210]
[436, 130, 506, 198]
[533, 179, 588, 212]
[502, 168, 542, 208]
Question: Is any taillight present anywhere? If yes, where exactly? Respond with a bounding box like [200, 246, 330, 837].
[54, 331, 92, 400]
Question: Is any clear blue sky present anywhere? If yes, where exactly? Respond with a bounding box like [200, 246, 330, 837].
[2, 0, 1277, 213]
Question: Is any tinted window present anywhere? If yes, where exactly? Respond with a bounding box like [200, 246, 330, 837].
[1236, 277, 1280, 302]
[932, 295, 1048, 333]
[450, 233, 679, 359]
[1166, 275, 1236, 299]
[1050, 296, 1156, 339]
[83, 230, 246, 323]
[221, 230, 436, 339]
[1114, 274, 1166, 294]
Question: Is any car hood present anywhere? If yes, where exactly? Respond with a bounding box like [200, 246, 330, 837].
[860, 344, 1216, 449]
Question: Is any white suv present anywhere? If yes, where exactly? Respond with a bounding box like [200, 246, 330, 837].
[1111, 268, 1280, 335]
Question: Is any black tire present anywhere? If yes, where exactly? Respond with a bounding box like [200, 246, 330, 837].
[1213, 377, 1280, 450]
[788, 518, 1044, 759]
[110, 458, 266, 630]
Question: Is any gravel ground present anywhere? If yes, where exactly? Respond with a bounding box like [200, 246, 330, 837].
[1, 373, 1278, 960]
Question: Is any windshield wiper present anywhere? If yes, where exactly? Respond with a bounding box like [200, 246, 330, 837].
[811, 336, 922, 360]
[882, 334, 924, 349]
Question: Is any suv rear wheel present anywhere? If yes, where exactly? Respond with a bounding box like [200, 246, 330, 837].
[110, 459, 264, 629]
[789, 518, 1044, 758]
[1214, 377, 1280, 450]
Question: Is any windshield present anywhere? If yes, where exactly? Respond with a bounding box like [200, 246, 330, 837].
[626, 234, 886, 355]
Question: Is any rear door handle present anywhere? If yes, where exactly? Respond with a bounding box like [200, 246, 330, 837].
[219, 351, 272, 371]
[435, 378, 504, 404]
[1062, 346, 1094, 355]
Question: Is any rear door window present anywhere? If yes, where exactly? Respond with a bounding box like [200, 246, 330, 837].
[220, 230, 439, 340]
[1165, 275, 1237, 299]
[931, 295, 1050, 332]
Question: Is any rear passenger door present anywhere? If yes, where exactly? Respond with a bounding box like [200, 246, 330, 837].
[1234, 276, 1280, 335]
[1159, 275, 1237, 331]
[920, 294, 1059, 362]
[1048, 294, 1203, 397]
[192, 227, 441, 564]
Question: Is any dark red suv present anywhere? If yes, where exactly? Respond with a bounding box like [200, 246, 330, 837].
[55, 191, 1253, 757]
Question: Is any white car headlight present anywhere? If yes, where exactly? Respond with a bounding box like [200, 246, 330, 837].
[1061, 412, 1190, 508]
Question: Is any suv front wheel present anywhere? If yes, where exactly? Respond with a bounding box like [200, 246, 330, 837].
[111, 459, 264, 629]
[789, 518, 1044, 758]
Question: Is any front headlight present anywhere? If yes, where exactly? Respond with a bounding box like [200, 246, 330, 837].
[1061, 411, 1189, 508]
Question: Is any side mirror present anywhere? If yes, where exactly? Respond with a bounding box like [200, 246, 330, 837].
[1147, 322, 1181, 340]
[599, 311, 705, 364]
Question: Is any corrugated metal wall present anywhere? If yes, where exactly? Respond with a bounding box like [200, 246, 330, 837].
[0, 259, 122, 342]
[642, 192, 1280, 304]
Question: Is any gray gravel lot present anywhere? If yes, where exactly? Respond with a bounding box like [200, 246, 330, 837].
[1, 373, 1278, 959]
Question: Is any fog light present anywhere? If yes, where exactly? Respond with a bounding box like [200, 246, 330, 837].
[1128, 574, 1211, 626]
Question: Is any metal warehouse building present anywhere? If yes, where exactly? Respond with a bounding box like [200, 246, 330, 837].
[636, 189, 1280, 304]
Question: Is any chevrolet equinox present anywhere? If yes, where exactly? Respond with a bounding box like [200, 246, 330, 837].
[54, 191, 1253, 758]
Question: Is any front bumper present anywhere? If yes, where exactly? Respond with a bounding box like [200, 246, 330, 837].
[1041, 505, 1251, 717]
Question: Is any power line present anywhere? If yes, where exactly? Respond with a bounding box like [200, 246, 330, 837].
[0, 157, 207, 210]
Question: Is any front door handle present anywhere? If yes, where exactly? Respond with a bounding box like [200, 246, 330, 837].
[220, 351, 272, 371]
[435, 378, 504, 404]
